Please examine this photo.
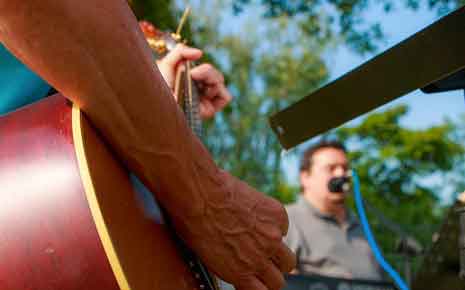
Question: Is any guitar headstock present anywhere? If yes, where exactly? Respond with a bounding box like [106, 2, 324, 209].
[138, 7, 190, 57]
[139, 20, 178, 57]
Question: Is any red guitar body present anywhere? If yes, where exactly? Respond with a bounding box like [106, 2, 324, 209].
[0, 94, 201, 290]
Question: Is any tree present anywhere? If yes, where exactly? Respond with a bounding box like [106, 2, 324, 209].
[231, 0, 465, 54]
[130, 0, 176, 31]
[173, 1, 329, 203]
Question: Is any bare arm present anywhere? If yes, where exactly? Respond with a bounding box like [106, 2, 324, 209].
[0, 0, 209, 215]
[0, 1, 295, 289]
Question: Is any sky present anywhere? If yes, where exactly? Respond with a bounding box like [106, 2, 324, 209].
[280, 5, 465, 186]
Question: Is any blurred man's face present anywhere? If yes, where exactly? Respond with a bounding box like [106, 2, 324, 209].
[300, 148, 349, 209]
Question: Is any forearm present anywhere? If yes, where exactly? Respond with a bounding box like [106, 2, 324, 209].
[0, 0, 220, 218]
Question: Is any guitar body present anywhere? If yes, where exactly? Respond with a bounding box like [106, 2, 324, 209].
[0, 94, 200, 290]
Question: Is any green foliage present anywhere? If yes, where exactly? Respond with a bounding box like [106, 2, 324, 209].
[192, 15, 329, 202]
[130, 0, 177, 29]
[231, 0, 465, 53]
[130, 0, 197, 42]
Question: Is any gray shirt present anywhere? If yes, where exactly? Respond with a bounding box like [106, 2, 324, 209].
[284, 197, 383, 280]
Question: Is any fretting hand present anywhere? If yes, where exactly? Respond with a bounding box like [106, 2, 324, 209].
[156, 44, 232, 119]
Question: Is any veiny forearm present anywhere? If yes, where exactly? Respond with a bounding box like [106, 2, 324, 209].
[0, 0, 223, 218]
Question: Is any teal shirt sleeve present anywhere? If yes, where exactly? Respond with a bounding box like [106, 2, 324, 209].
[0, 44, 50, 115]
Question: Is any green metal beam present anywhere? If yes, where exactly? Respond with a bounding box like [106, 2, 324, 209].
[269, 6, 465, 149]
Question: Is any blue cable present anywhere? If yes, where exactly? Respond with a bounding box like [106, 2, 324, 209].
[352, 169, 410, 290]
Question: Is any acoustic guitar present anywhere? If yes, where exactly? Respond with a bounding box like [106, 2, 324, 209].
[0, 24, 219, 290]
[0, 89, 220, 290]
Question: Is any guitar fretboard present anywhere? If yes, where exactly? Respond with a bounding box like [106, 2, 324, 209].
[175, 61, 202, 138]
[182, 62, 202, 137]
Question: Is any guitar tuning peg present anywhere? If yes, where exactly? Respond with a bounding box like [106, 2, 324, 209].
[170, 33, 182, 42]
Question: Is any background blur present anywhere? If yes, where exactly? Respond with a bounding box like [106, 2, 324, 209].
[130, 0, 465, 278]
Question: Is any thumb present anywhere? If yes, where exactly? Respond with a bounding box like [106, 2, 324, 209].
[162, 44, 202, 67]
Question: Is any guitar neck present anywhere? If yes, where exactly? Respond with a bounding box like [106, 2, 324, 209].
[175, 61, 202, 137]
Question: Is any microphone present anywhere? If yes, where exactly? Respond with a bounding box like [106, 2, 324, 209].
[328, 176, 351, 193]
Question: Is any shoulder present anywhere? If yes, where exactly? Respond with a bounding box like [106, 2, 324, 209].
[285, 196, 308, 220]
[284, 198, 311, 252]
[285, 198, 312, 236]
[285, 201, 299, 215]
